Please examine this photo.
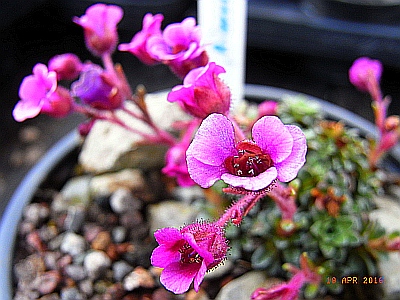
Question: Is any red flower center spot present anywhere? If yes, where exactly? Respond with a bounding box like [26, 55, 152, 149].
[179, 243, 202, 264]
[224, 141, 273, 177]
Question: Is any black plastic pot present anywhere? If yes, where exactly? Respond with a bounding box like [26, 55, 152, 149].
[0, 84, 399, 299]
[302, 0, 400, 24]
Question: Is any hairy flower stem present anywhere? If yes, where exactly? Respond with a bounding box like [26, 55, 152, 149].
[216, 193, 264, 227]
[267, 182, 297, 221]
[72, 102, 176, 145]
[121, 104, 178, 147]
[102, 53, 177, 146]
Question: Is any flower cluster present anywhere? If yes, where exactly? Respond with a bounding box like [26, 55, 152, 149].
[118, 13, 208, 78]
[12, 3, 400, 299]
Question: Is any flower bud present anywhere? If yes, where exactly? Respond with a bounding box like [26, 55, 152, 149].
[48, 53, 83, 80]
[168, 62, 231, 118]
[71, 64, 123, 110]
[74, 3, 123, 57]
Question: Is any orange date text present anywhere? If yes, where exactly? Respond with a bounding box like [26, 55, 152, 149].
[326, 276, 384, 285]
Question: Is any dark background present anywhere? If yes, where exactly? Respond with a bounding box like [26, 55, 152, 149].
[1, 0, 400, 218]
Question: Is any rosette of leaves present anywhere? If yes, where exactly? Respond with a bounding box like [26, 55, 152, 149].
[206, 96, 386, 297]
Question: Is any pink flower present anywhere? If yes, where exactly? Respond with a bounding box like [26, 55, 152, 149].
[151, 221, 228, 294]
[258, 100, 278, 117]
[162, 142, 195, 187]
[349, 57, 383, 93]
[146, 17, 209, 78]
[167, 62, 231, 118]
[251, 253, 321, 300]
[251, 272, 305, 300]
[13, 63, 73, 122]
[186, 114, 307, 193]
[71, 64, 123, 110]
[48, 53, 83, 81]
[118, 13, 164, 65]
[73, 3, 123, 57]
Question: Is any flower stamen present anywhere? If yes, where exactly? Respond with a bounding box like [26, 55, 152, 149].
[224, 141, 273, 177]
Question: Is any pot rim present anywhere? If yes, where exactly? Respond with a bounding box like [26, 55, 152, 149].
[0, 84, 398, 299]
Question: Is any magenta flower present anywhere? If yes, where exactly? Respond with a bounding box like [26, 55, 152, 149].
[186, 114, 307, 193]
[162, 142, 195, 187]
[151, 221, 228, 294]
[258, 100, 278, 117]
[251, 272, 305, 300]
[118, 13, 164, 65]
[252, 253, 321, 300]
[73, 3, 123, 57]
[349, 57, 382, 93]
[71, 64, 123, 110]
[167, 62, 231, 118]
[13, 63, 73, 122]
[48, 53, 83, 81]
[146, 17, 209, 78]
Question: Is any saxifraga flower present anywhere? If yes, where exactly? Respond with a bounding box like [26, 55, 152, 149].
[73, 3, 123, 57]
[151, 221, 228, 294]
[167, 62, 231, 119]
[13, 63, 73, 122]
[186, 114, 307, 193]
[118, 13, 164, 65]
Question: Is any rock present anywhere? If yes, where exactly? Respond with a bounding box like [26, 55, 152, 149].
[63, 206, 86, 232]
[60, 232, 87, 257]
[36, 270, 62, 295]
[83, 250, 112, 279]
[185, 288, 210, 300]
[123, 266, 155, 291]
[172, 185, 205, 204]
[214, 271, 267, 300]
[370, 195, 400, 297]
[60, 287, 85, 300]
[90, 169, 145, 197]
[79, 279, 94, 297]
[205, 260, 234, 279]
[110, 188, 141, 214]
[113, 260, 134, 282]
[111, 226, 127, 243]
[64, 264, 87, 281]
[23, 203, 50, 226]
[148, 200, 201, 234]
[14, 254, 46, 285]
[79, 92, 190, 174]
[38, 293, 62, 300]
[43, 251, 62, 270]
[91, 231, 112, 251]
[52, 176, 92, 213]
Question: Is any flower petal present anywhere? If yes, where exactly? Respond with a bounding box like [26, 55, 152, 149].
[193, 261, 208, 292]
[186, 114, 235, 166]
[275, 125, 307, 182]
[154, 227, 182, 245]
[12, 100, 43, 122]
[151, 245, 180, 268]
[160, 261, 200, 294]
[186, 157, 224, 188]
[221, 167, 278, 191]
[252, 116, 293, 163]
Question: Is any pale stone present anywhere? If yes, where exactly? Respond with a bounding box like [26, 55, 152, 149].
[78, 91, 189, 174]
[60, 232, 87, 257]
[83, 250, 111, 279]
[370, 195, 400, 296]
[215, 271, 267, 300]
[148, 201, 201, 234]
[89, 169, 145, 197]
[52, 175, 92, 213]
[205, 260, 234, 279]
